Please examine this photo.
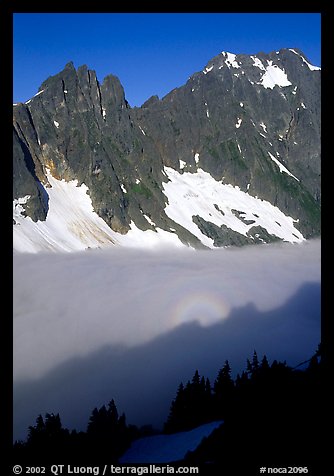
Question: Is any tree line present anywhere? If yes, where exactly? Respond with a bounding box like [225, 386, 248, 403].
[13, 346, 323, 468]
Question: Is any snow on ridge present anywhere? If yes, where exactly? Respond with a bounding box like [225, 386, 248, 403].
[222, 52, 241, 69]
[34, 89, 45, 97]
[288, 49, 321, 71]
[162, 166, 304, 247]
[268, 152, 299, 181]
[23, 88, 47, 105]
[203, 65, 214, 74]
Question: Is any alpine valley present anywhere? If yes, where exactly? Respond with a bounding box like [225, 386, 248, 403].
[13, 48, 321, 252]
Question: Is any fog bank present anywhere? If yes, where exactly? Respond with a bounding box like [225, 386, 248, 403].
[13, 239, 321, 440]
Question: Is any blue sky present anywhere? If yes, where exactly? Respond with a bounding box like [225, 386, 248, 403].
[13, 13, 321, 107]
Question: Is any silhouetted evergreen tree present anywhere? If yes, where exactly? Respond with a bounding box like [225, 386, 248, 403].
[108, 399, 119, 426]
[246, 350, 260, 379]
[252, 350, 259, 373]
[164, 383, 187, 433]
[235, 370, 248, 388]
[213, 360, 234, 419]
[164, 371, 214, 433]
[27, 414, 45, 447]
[22, 413, 71, 458]
[86, 399, 132, 460]
[260, 354, 270, 371]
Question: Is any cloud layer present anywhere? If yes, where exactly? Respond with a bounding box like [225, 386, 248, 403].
[13, 240, 321, 440]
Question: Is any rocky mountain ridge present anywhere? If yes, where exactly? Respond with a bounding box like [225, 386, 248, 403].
[13, 48, 321, 251]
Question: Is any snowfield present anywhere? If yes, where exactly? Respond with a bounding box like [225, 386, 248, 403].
[13, 170, 184, 253]
[13, 166, 304, 253]
[162, 167, 304, 247]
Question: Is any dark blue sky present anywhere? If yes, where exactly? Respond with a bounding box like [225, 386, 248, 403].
[13, 13, 321, 107]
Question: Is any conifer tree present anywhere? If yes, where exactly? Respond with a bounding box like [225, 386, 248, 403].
[27, 414, 45, 447]
[108, 399, 119, 427]
[213, 360, 234, 418]
[192, 369, 201, 386]
[86, 399, 132, 459]
[165, 371, 214, 433]
[164, 382, 186, 433]
[261, 354, 270, 371]
[26, 413, 68, 454]
[252, 350, 259, 375]
[246, 358, 252, 375]
[235, 370, 248, 388]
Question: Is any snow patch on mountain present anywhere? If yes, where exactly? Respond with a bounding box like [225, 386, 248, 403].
[117, 221, 185, 249]
[13, 173, 119, 252]
[259, 61, 292, 89]
[203, 65, 213, 74]
[251, 56, 266, 71]
[235, 118, 242, 128]
[251, 55, 292, 89]
[268, 152, 299, 181]
[162, 167, 304, 247]
[222, 51, 240, 69]
[13, 172, 184, 253]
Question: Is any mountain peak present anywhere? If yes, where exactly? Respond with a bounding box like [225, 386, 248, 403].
[64, 60, 75, 70]
[13, 47, 321, 252]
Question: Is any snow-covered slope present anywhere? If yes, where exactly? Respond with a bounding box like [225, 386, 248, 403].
[120, 421, 223, 463]
[13, 171, 185, 253]
[13, 166, 305, 253]
[162, 167, 304, 247]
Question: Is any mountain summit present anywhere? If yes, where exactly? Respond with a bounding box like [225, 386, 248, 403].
[13, 48, 320, 252]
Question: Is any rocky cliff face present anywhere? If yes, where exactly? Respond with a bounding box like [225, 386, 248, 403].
[13, 48, 321, 251]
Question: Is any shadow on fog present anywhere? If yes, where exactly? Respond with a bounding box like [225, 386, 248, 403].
[13, 281, 321, 441]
